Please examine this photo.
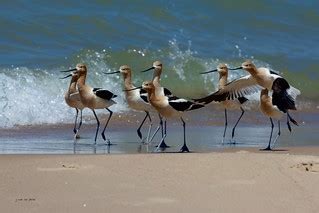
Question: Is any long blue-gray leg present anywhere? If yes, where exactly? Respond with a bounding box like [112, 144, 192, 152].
[271, 120, 281, 149]
[263, 117, 274, 150]
[222, 109, 228, 144]
[77, 109, 83, 133]
[145, 111, 153, 143]
[73, 108, 79, 134]
[154, 118, 167, 152]
[74, 109, 83, 140]
[101, 108, 113, 145]
[92, 109, 100, 145]
[231, 107, 245, 139]
[180, 117, 190, 152]
[158, 114, 169, 148]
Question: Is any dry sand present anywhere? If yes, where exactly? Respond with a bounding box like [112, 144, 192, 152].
[1, 149, 319, 213]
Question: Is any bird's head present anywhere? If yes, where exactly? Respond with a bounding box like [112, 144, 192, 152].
[60, 63, 87, 76]
[142, 81, 155, 91]
[141, 60, 162, 73]
[241, 60, 256, 70]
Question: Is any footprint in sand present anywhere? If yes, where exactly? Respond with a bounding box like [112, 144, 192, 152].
[37, 164, 93, 171]
[292, 162, 319, 173]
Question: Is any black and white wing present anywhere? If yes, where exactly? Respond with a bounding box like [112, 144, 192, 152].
[193, 75, 261, 104]
[271, 78, 297, 113]
[93, 88, 117, 100]
[270, 69, 280, 75]
[163, 87, 173, 97]
[139, 88, 149, 103]
[169, 96, 204, 112]
[268, 70, 301, 101]
[237, 96, 249, 104]
[218, 75, 262, 100]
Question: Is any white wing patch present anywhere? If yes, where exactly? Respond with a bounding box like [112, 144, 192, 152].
[218, 75, 262, 100]
[287, 86, 301, 100]
[169, 98, 188, 103]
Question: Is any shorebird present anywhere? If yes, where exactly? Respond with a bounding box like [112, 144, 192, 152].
[60, 63, 117, 145]
[141, 61, 173, 148]
[61, 72, 85, 139]
[199, 63, 248, 143]
[260, 88, 298, 150]
[104, 65, 154, 143]
[127, 81, 205, 152]
[194, 60, 300, 128]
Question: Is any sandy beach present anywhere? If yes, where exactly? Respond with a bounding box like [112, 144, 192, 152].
[1, 149, 319, 213]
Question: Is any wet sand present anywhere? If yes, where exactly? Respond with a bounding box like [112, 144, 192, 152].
[0, 109, 318, 154]
[1, 150, 319, 213]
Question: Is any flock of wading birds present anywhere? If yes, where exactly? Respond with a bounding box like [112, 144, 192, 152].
[61, 60, 300, 152]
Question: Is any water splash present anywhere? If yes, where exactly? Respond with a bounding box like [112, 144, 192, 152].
[0, 39, 310, 128]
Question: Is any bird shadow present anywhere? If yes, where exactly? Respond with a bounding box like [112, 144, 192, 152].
[259, 148, 288, 152]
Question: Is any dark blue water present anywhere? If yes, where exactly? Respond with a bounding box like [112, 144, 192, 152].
[1, 1, 319, 69]
[0, 0, 318, 128]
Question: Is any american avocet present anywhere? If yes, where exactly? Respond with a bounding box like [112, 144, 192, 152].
[61, 72, 85, 139]
[260, 88, 298, 150]
[141, 61, 173, 148]
[104, 65, 154, 143]
[127, 81, 205, 152]
[61, 63, 117, 145]
[194, 60, 300, 126]
[199, 63, 248, 143]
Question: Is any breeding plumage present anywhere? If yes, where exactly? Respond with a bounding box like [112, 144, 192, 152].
[61, 63, 116, 144]
[197, 63, 249, 143]
[128, 81, 205, 152]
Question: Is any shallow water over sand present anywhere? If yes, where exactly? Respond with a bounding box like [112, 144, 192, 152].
[0, 110, 318, 154]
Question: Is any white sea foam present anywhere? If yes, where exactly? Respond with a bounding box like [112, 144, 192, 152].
[0, 59, 127, 128]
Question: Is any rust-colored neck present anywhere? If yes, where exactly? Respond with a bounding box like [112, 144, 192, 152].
[152, 69, 162, 87]
[146, 87, 156, 102]
[76, 73, 86, 89]
[123, 72, 134, 90]
[245, 67, 258, 76]
[68, 80, 77, 94]
[218, 73, 228, 90]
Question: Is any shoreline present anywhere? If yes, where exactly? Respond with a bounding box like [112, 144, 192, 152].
[0, 109, 318, 154]
[1, 106, 318, 130]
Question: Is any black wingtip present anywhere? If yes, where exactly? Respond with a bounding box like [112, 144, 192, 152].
[272, 78, 296, 113]
[237, 96, 249, 104]
[288, 112, 299, 126]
